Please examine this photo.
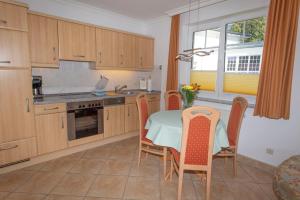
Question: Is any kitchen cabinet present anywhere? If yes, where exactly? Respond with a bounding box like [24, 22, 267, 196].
[58, 21, 96, 62]
[148, 94, 161, 115]
[0, 137, 37, 167]
[0, 69, 35, 144]
[35, 103, 68, 155]
[104, 105, 125, 138]
[28, 13, 59, 68]
[119, 33, 137, 68]
[0, 1, 28, 31]
[96, 28, 119, 68]
[136, 37, 154, 69]
[124, 103, 139, 133]
[0, 29, 30, 68]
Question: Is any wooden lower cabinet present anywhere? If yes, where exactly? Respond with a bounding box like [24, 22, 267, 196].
[124, 103, 139, 133]
[35, 104, 68, 155]
[104, 105, 125, 138]
[0, 137, 37, 166]
[149, 100, 160, 115]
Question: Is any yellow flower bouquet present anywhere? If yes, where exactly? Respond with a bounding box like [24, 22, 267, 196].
[179, 83, 201, 108]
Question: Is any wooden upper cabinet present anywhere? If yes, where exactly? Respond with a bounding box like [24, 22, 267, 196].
[96, 28, 119, 68]
[0, 1, 27, 31]
[58, 21, 96, 62]
[0, 69, 35, 144]
[136, 37, 154, 69]
[28, 14, 59, 68]
[0, 29, 30, 68]
[119, 33, 137, 68]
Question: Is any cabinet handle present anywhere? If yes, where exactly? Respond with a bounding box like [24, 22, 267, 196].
[107, 110, 109, 120]
[26, 98, 30, 112]
[73, 55, 85, 58]
[120, 54, 124, 65]
[0, 19, 7, 24]
[44, 107, 59, 111]
[53, 47, 56, 61]
[98, 52, 102, 64]
[0, 61, 11, 64]
[61, 116, 64, 129]
[0, 145, 18, 151]
[140, 57, 143, 66]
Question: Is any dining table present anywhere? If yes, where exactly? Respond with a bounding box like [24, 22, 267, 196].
[145, 110, 229, 154]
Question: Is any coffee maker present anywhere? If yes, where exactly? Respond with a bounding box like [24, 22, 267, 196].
[32, 76, 43, 99]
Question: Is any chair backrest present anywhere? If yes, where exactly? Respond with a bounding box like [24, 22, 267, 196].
[165, 90, 182, 110]
[136, 93, 150, 140]
[227, 97, 248, 147]
[180, 106, 220, 167]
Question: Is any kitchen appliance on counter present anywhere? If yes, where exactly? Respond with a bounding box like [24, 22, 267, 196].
[67, 100, 104, 140]
[32, 76, 43, 99]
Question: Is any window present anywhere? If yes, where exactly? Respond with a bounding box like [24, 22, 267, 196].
[191, 16, 266, 97]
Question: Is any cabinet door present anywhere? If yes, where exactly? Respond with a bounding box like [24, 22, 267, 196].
[96, 28, 119, 67]
[149, 101, 160, 115]
[104, 105, 125, 138]
[119, 33, 136, 68]
[136, 37, 154, 69]
[58, 21, 96, 61]
[28, 14, 59, 68]
[0, 2, 27, 31]
[0, 70, 35, 143]
[0, 29, 30, 68]
[35, 112, 67, 155]
[125, 104, 139, 133]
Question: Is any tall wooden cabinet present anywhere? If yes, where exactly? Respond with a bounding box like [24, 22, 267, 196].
[96, 28, 119, 68]
[28, 13, 59, 68]
[58, 21, 96, 62]
[0, 0, 36, 167]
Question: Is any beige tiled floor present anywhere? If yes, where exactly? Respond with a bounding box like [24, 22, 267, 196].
[0, 137, 277, 200]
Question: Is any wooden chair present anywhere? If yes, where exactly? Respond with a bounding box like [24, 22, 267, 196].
[215, 96, 248, 176]
[165, 90, 182, 110]
[136, 93, 168, 177]
[169, 106, 220, 200]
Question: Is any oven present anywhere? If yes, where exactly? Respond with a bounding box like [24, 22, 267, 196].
[67, 100, 104, 140]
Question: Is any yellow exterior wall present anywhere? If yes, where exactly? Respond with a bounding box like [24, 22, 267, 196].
[190, 71, 259, 95]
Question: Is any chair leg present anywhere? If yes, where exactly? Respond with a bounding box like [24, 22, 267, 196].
[170, 156, 174, 181]
[177, 168, 184, 200]
[163, 147, 167, 179]
[138, 144, 142, 167]
[146, 146, 149, 158]
[206, 170, 212, 200]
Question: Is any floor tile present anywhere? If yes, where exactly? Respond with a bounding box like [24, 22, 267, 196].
[160, 179, 198, 200]
[51, 173, 95, 196]
[124, 177, 160, 200]
[45, 194, 84, 200]
[69, 159, 105, 174]
[22, 162, 47, 172]
[85, 197, 120, 200]
[259, 183, 277, 200]
[241, 165, 273, 183]
[83, 145, 114, 159]
[16, 171, 65, 194]
[0, 192, 8, 200]
[87, 175, 127, 199]
[4, 193, 45, 200]
[63, 151, 86, 160]
[226, 181, 271, 200]
[130, 163, 160, 180]
[108, 146, 135, 161]
[213, 163, 253, 183]
[100, 159, 132, 176]
[40, 158, 77, 173]
[0, 170, 34, 192]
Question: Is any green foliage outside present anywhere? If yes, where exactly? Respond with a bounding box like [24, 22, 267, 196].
[228, 17, 266, 43]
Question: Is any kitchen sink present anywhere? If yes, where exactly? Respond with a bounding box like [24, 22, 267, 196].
[120, 91, 136, 95]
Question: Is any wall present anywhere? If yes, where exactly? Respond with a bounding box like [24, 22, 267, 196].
[20, 0, 162, 93]
[148, 0, 300, 166]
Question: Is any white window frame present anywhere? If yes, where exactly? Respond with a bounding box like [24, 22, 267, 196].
[187, 8, 267, 105]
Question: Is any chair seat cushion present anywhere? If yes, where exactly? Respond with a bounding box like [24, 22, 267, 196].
[170, 148, 180, 164]
[274, 155, 300, 200]
[142, 137, 153, 144]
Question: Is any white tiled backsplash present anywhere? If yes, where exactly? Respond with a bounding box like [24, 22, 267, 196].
[32, 61, 162, 94]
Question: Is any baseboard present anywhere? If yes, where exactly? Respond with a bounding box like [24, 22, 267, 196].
[237, 154, 276, 174]
[0, 132, 138, 174]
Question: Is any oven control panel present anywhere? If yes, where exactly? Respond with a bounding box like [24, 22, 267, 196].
[67, 100, 104, 111]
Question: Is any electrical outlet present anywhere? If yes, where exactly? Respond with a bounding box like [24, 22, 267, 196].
[266, 148, 274, 155]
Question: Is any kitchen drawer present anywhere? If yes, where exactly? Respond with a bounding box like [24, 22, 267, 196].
[125, 96, 137, 104]
[35, 103, 66, 115]
[148, 94, 160, 102]
[0, 137, 37, 166]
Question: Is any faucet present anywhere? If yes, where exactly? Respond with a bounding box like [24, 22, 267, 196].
[115, 84, 127, 93]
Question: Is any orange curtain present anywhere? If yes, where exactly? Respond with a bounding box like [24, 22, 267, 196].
[254, 0, 300, 119]
[166, 15, 180, 91]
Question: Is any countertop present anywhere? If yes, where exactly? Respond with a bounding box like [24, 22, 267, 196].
[33, 90, 161, 105]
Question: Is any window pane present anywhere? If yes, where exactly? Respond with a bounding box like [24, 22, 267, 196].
[191, 28, 220, 92]
[224, 17, 266, 95]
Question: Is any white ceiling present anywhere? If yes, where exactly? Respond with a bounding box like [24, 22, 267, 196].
[75, 0, 197, 20]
